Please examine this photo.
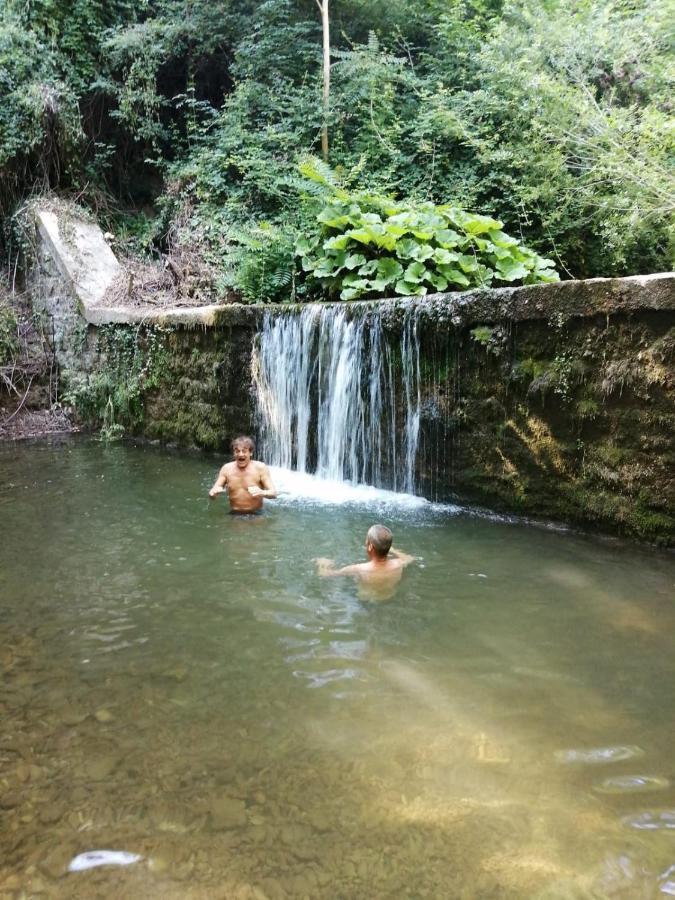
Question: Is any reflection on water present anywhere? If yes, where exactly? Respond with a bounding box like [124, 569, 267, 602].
[1, 438, 674, 898]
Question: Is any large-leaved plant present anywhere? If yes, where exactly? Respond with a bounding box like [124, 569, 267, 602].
[296, 173, 559, 301]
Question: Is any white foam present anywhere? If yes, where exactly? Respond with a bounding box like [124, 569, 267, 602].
[270, 467, 439, 511]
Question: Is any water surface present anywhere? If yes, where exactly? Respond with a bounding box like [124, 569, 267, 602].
[1, 438, 674, 898]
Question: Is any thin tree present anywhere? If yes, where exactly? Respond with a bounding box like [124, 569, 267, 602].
[315, 0, 330, 161]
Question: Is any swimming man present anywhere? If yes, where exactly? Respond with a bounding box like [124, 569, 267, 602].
[209, 436, 277, 513]
[315, 524, 415, 601]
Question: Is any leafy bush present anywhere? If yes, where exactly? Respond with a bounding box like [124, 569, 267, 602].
[63, 323, 169, 435]
[229, 223, 300, 304]
[0, 299, 18, 365]
[296, 166, 558, 301]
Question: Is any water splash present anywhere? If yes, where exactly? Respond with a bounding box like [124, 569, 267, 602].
[253, 304, 423, 492]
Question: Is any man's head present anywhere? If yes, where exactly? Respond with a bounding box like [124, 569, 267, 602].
[232, 435, 255, 467]
[366, 524, 393, 559]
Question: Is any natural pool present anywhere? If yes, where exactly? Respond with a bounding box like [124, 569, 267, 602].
[1, 438, 674, 899]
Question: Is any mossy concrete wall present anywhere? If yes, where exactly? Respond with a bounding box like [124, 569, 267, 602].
[27, 207, 674, 542]
[411, 304, 674, 543]
[80, 278, 675, 543]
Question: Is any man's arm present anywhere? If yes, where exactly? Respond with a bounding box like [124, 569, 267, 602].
[209, 465, 228, 498]
[315, 558, 363, 577]
[248, 464, 278, 499]
[389, 547, 416, 566]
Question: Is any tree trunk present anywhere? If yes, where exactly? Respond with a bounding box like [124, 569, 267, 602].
[316, 0, 330, 162]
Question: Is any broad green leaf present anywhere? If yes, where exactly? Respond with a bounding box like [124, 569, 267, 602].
[295, 236, 317, 255]
[404, 261, 429, 283]
[530, 267, 559, 283]
[383, 221, 411, 238]
[438, 266, 470, 287]
[324, 234, 353, 251]
[348, 225, 397, 251]
[471, 237, 493, 252]
[360, 259, 379, 275]
[395, 280, 428, 296]
[340, 276, 371, 298]
[376, 258, 404, 281]
[317, 206, 352, 228]
[395, 239, 433, 261]
[395, 238, 421, 259]
[476, 265, 495, 285]
[341, 286, 366, 301]
[344, 253, 366, 270]
[429, 273, 449, 291]
[433, 247, 460, 265]
[488, 230, 519, 247]
[313, 259, 340, 278]
[435, 228, 462, 247]
[439, 206, 465, 226]
[458, 254, 479, 273]
[496, 259, 529, 281]
[462, 213, 503, 234]
[490, 246, 512, 260]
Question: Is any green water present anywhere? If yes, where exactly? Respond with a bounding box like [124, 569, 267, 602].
[1, 438, 674, 899]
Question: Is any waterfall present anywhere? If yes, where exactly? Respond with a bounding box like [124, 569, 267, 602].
[252, 304, 423, 492]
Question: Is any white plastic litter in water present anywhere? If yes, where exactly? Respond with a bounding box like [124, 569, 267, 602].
[68, 850, 143, 872]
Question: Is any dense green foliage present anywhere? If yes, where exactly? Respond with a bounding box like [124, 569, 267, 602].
[297, 165, 558, 299]
[63, 324, 170, 439]
[1, 0, 672, 298]
[0, 295, 18, 365]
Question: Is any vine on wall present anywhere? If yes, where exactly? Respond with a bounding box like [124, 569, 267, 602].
[63, 323, 171, 439]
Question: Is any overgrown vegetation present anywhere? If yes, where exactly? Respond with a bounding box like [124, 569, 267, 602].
[297, 162, 558, 300]
[1, 0, 673, 299]
[0, 280, 62, 435]
[63, 324, 170, 439]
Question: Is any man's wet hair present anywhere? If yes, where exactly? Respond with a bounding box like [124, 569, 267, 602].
[232, 435, 255, 453]
[367, 524, 393, 558]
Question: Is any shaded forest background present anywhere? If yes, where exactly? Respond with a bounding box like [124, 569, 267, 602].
[0, 0, 672, 302]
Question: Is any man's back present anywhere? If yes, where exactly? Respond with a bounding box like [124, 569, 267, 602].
[316, 542, 414, 602]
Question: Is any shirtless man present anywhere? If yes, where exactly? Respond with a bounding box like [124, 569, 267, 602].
[208, 436, 277, 513]
[315, 524, 415, 601]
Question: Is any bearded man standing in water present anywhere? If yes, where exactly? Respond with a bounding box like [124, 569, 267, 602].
[209, 436, 277, 513]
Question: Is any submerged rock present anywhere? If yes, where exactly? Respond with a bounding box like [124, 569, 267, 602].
[210, 795, 247, 830]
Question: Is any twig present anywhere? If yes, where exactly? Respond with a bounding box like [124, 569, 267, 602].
[1, 375, 35, 425]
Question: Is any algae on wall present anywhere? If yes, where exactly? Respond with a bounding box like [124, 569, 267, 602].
[141, 323, 257, 449]
[412, 310, 675, 544]
[62, 320, 259, 450]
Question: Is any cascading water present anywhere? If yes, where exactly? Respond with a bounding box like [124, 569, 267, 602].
[252, 304, 423, 493]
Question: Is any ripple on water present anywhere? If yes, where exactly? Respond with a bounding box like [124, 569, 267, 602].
[622, 810, 675, 830]
[659, 864, 675, 896]
[554, 745, 644, 765]
[594, 775, 670, 794]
